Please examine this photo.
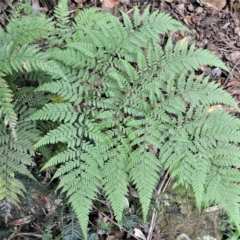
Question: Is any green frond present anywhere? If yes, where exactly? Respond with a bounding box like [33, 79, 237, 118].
[0, 74, 17, 129]
[102, 146, 129, 222]
[0, 101, 40, 204]
[5, 15, 53, 45]
[28, 103, 78, 123]
[48, 0, 71, 45]
[35, 123, 77, 147]
[63, 213, 84, 240]
[53, 144, 101, 239]
[2, 3, 236, 238]
[163, 38, 229, 73]
[129, 150, 160, 220]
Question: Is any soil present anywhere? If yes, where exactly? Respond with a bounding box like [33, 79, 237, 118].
[158, 188, 223, 240]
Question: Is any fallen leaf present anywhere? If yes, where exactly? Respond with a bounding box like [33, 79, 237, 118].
[129, 186, 139, 198]
[226, 80, 240, 88]
[226, 51, 240, 62]
[207, 104, 223, 114]
[148, 145, 158, 155]
[12, 216, 33, 226]
[208, 104, 238, 114]
[106, 236, 116, 240]
[125, 197, 129, 209]
[100, 0, 118, 12]
[197, 0, 226, 11]
[134, 228, 146, 240]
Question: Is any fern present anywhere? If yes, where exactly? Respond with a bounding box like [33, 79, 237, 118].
[0, 8, 64, 131]
[47, 0, 71, 46]
[0, 4, 63, 208]
[2, 1, 240, 239]
[0, 98, 40, 205]
[25, 2, 240, 238]
[63, 213, 84, 240]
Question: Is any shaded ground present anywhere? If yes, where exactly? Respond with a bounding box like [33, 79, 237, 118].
[0, 0, 240, 239]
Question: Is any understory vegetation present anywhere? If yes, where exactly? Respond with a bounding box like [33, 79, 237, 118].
[1, 0, 240, 239]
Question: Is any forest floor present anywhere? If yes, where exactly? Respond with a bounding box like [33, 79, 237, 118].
[1, 0, 240, 239]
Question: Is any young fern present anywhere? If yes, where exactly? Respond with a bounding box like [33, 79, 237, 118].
[27, 2, 240, 238]
[0, 6, 63, 206]
[1, 0, 240, 238]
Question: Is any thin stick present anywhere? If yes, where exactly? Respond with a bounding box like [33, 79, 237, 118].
[223, 58, 240, 87]
[146, 168, 170, 240]
[92, 205, 140, 240]
[7, 232, 42, 240]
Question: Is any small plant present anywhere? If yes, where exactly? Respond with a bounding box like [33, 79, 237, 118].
[1, 0, 240, 238]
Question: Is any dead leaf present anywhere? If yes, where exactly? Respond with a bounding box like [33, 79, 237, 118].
[129, 186, 139, 198]
[197, 0, 226, 11]
[148, 145, 158, 155]
[134, 228, 146, 240]
[100, 0, 118, 12]
[226, 51, 240, 62]
[106, 236, 116, 240]
[226, 80, 240, 88]
[125, 197, 129, 209]
[12, 216, 33, 226]
[207, 104, 223, 114]
[208, 104, 238, 114]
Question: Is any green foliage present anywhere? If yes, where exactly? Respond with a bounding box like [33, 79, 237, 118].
[1, 0, 240, 239]
[63, 213, 84, 240]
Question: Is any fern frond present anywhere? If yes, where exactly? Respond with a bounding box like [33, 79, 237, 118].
[29, 103, 78, 123]
[63, 213, 84, 240]
[5, 15, 53, 45]
[163, 38, 229, 72]
[28, 4, 240, 238]
[48, 0, 71, 46]
[0, 73, 17, 130]
[0, 105, 40, 204]
[102, 144, 129, 222]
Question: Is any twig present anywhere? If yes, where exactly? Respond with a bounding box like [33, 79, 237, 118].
[160, 0, 165, 13]
[146, 168, 170, 240]
[92, 205, 140, 240]
[7, 232, 42, 240]
[223, 58, 240, 87]
[96, 198, 114, 220]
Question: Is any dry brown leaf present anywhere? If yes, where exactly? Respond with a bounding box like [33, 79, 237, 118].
[230, 90, 240, 95]
[106, 236, 116, 240]
[207, 104, 223, 114]
[129, 186, 139, 198]
[176, 3, 185, 17]
[148, 145, 158, 155]
[208, 104, 238, 114]
[101, 0, 118, 12]
[226, 80, 240, 88]
[226, 51, 240, 62]
[198, 0, 226, 11]
[134, 228, 146, 240]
